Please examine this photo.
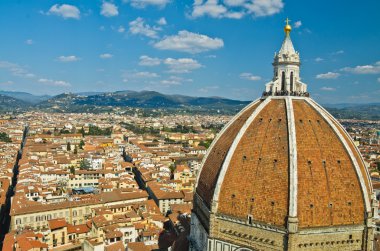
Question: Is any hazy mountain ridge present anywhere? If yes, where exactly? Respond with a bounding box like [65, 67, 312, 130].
[324, 103, 380, 120]
[0, 90, 379, 119]
[0, 91, 51, 104]
[0, 94, 30, 111]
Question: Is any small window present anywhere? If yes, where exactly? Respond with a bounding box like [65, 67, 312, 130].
[231, 194, 236, 199]
[248, 215, 253, 225]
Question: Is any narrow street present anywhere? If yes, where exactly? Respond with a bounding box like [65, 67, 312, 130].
[0, 125, 28, 249]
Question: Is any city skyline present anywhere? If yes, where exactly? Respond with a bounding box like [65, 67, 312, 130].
[0, 0, 380, 103]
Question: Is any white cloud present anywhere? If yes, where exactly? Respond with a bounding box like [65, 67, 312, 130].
[101, 2, 119, 17]
[134, 71, 159, 78]
[163, 58, 202, 73]
[244, 0, 284, 17]
[25, 39, 34, 45]
[0, 60, 71, 88]
[320, 87, 336, 91]
[0, 61, 35, 78]
[316, 72, 340, 79]
[160, 76, 192, 86]
[47, 4, 80, 19]
[127, 0, 171, 9]
[294, 20, 302, 28]
[240, 72, 261, 81]
[191, 0, 246, 19]
[100, 53, 113, 59]
[38, 78, 71, 87]
[122, 71, 160, 82]
[199, 85, 219, 93]
[129, 17, 159, 38]
[99, 26, 106, 31]
[378, 77, 380, 83]
[191, 0, 284, 19]
[332, 50, 344, 55]
[315, 57, 323, 62]
[154, 30, 224, 54]
[224, 0, 246, 7]
[57, 55, 81, 62]
[0, 81, 13, 85]
[157, 17, 167, 25]
[192, 0, 228, 19]
[139, 55, 161, 66]
[341, 61, 380, 74]
[117, 26, 125, 33]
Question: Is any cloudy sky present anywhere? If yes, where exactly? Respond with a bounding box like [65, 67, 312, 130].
[0, 0, 379, 103]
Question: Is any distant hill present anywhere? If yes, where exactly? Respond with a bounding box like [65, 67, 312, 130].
[34, 91, 250, 113]
[73, 91, 248, 108]
[0, 90, 379, 119]
[324, 103, 380, 120]
[0, 94, 30, 111]
[0, 91, 51, 104]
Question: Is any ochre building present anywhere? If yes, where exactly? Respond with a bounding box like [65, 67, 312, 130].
[189, 20, 377, 251]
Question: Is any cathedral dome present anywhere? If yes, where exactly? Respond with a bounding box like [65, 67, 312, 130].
[189, 20, 376, 251]
[196, 97, 372, 227]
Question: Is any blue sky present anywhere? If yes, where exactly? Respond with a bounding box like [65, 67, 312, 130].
[0, 0, 380, 103]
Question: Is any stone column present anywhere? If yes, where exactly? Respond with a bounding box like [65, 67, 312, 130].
[287, 216, 299, 251]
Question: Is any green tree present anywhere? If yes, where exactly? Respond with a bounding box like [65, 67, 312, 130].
[79, 140, 85, 149]
[0, 132, 12, 143]
[79, 127, 85, 136]
[69, 166, 75, 174]
[79, 159, 91, 170]
[198, 139, 213, 149]
[169, 164, 176, 174]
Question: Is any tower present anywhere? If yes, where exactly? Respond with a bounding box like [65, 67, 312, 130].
[189, 20, 376, 251]
[265, 18, 307, 95]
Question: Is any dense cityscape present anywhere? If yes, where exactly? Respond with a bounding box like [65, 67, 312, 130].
[1, 0, 380, 250]
[0, 110, 378, 250]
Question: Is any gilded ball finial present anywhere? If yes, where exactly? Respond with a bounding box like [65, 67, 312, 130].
[284, 17, 291, 35]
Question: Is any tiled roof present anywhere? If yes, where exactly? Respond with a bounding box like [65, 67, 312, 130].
[195, 97, 372, 229]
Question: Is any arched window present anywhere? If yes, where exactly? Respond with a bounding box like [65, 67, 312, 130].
[290, 72, 294, 91]
[281, 72, 285, 91]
